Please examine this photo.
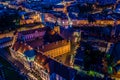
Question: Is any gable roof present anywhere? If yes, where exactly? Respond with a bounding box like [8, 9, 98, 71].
[18, 27, 46, 35]
[12, 41, 32, 54]
[38, 40, 69, 52]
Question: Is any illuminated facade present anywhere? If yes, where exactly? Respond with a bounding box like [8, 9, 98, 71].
[17, 28, 46, 41]
[38, 40, 71, 58]
[9, 27, 76, 80]
[20, 12, 41, 25]
[54, 26, 60, 34]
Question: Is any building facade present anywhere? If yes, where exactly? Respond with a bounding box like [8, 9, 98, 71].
[9, 27, 76, 80]
[38, 40, 71, 58]
[20, 12, 41, 25]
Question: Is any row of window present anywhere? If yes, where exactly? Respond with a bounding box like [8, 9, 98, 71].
[23, 31, 45, 41]
[45, 45, 70, 58]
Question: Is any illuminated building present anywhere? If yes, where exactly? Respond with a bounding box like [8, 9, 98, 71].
[54, 26, 60, 34]
[20, 12, 41, 25]
[38, 40, 70, 58]
[9, 27, 77, 80]
[73, 31, 82, 43]
[16, 0, 41, 3]
[44, 13, 57, 23]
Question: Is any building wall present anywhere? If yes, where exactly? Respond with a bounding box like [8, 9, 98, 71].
[54, 8, 64, 12]
[54, 26, 60, 34]
[44, 41, 70, 58]
[20, 13, 41, 25]
[9, 48, 31, 70]
[98, 47, 106, 52]
[10, 46, 50, 80]
[19, 31, 45, 41]
[29, 13, 41, 22]
[50, 73, 66, 80]
[9, 47, 17, 59]
[0, 41, 12, 48]
[106, 42, 114, 53]
[33, 62, 50, 80]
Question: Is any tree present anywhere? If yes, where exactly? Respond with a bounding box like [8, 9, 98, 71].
[83, 43, 103, 71]
[103, 53, 115, 75]
[0, 10, 20, 32]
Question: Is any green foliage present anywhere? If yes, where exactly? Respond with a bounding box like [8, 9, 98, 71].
[107, 66, 113, 74]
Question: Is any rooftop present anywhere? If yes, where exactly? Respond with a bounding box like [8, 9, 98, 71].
[38, 40, 70, 52]
[26, 38, 44, 48]
[18, 27, 46, 35]
[12, 41, 32, 53]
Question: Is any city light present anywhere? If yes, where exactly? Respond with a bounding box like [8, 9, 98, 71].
[0, 0, 120, 80]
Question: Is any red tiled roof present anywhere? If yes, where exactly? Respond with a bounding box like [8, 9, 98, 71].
[18, 27, 46, 35]
[13, 41, 51, 73]
[35, 52, 51, 73]
[26, 38, 44, 48]
[12, 41, 32, 54]
[38, 40, 69, 52]
[12, 42, 20, 51]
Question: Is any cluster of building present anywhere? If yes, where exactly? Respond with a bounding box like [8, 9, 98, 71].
[20, 12, 41, 25]
[9, 22, 120, 79]
[9, 26, 78, 80]
[73, 25, 120, 78]
[1, 0, 120, 79]
[16, 0, 117, 5]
